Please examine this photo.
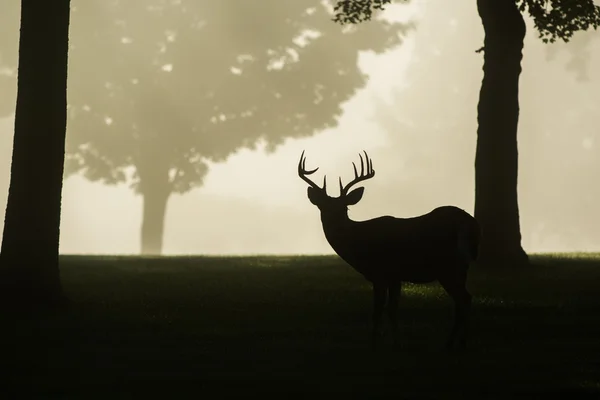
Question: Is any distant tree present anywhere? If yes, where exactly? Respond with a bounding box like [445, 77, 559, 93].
[334, 0, 600, 267]
[0, 0, 71, 309]
[545, 28, 597, 82]
[57, 1, 409, 255]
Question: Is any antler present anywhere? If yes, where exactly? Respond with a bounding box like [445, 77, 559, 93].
[298, 150, 327, 191]
[339, 151, 375, 196]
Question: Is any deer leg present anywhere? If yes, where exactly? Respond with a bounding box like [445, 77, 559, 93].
[387, 283, 401, 345]
[457, 289, 472, 349]
[372, 283, 387, 350]
[439, 275, 472, 350]
[445, 303, 460, 349]
[455, 270, 472, 350]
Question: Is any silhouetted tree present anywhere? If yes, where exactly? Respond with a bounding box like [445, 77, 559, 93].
[334, 0, 600, 267]
[0, 0, 71, 309]
[54, 0, 409, 255]
[369, 3, 600, 253]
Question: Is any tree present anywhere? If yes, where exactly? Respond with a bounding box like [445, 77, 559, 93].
[333, 0, 600, 266]
[545, 27, 597, 82]
[369, 1, 600, 253]
[0, 0, 71, 309]
[43, 0, 409, 255]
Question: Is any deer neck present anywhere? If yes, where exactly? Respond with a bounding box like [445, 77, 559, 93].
[320, 210, 353, 237]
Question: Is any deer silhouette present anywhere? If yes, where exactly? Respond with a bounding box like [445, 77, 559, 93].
[298, 150, 480, 350]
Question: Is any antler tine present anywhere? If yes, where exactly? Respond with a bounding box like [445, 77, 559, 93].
[359, 152, 365, 176]
[340, 151, 376, 196]
[298, 150, 325, 190]
[350, 151, 369, 180]
[364, 150, 373, 175]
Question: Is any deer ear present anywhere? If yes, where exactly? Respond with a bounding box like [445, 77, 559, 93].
[307, 187, 321, 205]
[345, 187, 364, 205]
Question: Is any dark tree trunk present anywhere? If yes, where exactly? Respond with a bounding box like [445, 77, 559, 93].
[140, 187, 171, 255]
[0, 0, 71, 309]
[474, 0, 529, 267]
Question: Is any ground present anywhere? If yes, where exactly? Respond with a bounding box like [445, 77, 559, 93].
[1, 254, 600, 398]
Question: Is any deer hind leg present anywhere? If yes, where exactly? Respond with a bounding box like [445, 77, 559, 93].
[387, 283, 401, 345]
[372, 283, 387, 350]
[439, 271, 472, 350]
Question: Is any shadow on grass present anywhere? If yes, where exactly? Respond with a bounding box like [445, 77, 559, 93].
[1, 253, 599, 398]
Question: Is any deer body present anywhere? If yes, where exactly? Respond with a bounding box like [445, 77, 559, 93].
[299, 150, 480, 350]
[319, 206, 479, 285]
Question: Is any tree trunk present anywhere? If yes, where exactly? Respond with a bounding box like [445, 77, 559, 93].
[0, 0, 71, 310]
[140, 184, 171, 256]
[474, 0, 529, 267]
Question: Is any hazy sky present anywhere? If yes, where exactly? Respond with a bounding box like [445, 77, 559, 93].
[1, 1, 599, 255]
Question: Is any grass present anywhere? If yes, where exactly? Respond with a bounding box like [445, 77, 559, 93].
[2, 254, 600, 398]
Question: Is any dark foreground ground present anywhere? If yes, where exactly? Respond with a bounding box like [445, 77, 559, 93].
[2, 254, 600, 399]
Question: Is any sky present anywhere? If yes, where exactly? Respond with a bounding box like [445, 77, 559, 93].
[0, 1, 599, 255]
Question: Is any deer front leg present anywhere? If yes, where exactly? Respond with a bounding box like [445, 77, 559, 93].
[387, 283, 401, 346]
[372, 283, 387, 350]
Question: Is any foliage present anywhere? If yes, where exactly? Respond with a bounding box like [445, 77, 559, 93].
[332, 0, 397, 24]
[518, 0, 600, 43]
[334, 0, 600, 44]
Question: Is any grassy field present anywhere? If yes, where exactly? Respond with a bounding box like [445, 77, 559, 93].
[2, 254, 600, 398]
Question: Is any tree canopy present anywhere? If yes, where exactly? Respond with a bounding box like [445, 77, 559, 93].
[333, 0, 600, 44]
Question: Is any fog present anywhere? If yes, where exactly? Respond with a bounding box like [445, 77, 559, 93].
[0, 1, 599, 255]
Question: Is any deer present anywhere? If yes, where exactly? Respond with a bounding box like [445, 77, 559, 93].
[298, 150, 480, 350]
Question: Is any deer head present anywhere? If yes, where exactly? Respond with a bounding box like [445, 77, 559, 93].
[298, 150, 375, 217]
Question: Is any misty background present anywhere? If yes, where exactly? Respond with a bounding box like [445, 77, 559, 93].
[0, 1, 598, 255]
